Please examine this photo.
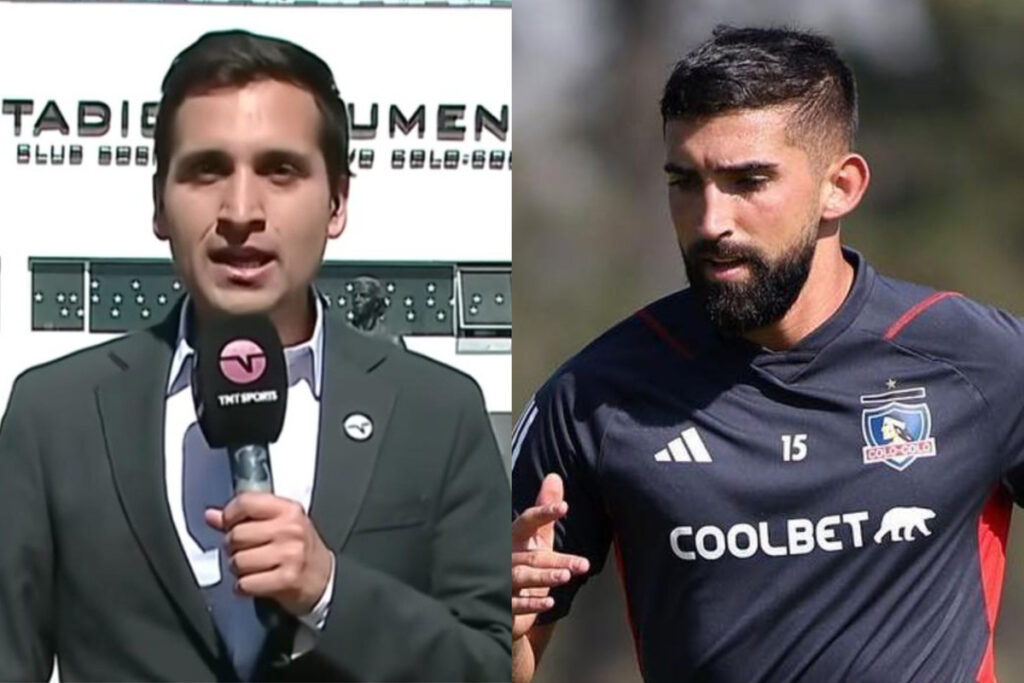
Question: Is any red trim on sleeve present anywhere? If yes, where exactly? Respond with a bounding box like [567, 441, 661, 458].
[883, 291, 962, 340]
[612, 534, 646, 680]
[635, 308, 694, 360]
[975, 485, 1013, 683]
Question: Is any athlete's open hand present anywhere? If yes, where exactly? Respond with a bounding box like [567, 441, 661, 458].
[512, 473, 590, 639]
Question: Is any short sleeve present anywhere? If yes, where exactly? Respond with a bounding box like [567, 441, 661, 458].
[510, 371, 612, 623]
[958, 309, 1024, 503]
[988, 310, 1024, 502]
[931, 302, 1024, 504]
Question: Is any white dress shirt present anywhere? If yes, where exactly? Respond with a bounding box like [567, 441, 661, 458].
[162, 295, 335, 658]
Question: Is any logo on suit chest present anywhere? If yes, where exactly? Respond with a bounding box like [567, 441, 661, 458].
[344, 412, 374, 441]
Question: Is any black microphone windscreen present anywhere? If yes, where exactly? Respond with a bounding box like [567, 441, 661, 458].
[192, 314, 288, 449]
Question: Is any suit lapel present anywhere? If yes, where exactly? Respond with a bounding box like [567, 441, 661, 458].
[94, 309, 222, 661]
[309, 317, 397, 551]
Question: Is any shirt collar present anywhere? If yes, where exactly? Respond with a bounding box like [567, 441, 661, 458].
[166, 291, 326, 400]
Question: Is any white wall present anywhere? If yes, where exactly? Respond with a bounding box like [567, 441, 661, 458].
[0, 1, 511, 414]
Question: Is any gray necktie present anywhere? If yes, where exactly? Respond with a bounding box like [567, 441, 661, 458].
[182, 422, 269, 681]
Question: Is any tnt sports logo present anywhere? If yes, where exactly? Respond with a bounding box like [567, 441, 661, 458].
[668, 506, 935, 562]
[860, 386, 937, 471]
[219, 339, 267, 385]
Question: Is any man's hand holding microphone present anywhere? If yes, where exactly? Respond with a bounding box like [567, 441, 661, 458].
[205, 493, 333, 617]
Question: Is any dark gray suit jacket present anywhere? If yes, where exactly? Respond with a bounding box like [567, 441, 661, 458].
[0, 307, 511, 681]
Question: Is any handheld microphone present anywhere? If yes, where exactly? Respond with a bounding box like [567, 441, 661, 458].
[191, 314, 291, 643]
[192, 314, 288, 494]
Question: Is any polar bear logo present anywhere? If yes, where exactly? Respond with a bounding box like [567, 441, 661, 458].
[873, 506, 936, 543]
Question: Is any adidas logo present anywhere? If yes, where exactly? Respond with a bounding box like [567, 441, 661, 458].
[654, 427, 712, 463]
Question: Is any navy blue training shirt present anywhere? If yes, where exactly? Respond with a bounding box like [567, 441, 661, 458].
[511, 249, 1024, 683]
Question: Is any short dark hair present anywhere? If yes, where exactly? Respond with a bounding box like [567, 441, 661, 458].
[153, 29, 352, 210]
[661, 25, 858, 157]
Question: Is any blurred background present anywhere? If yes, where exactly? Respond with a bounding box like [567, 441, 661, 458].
[513, 0, 1024, 680]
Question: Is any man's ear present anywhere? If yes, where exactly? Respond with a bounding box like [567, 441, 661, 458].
[327, 176, 350, 239]
[152, 174, 169, 241]
[821, 153, 870, 221]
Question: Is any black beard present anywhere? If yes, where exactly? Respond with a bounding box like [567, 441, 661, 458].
[682, 232, 816, 336]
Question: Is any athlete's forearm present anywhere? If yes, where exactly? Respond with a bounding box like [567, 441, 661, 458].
[512, 636, 536, 683]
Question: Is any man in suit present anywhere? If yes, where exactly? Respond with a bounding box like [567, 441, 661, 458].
[0, 30, 510, 681]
